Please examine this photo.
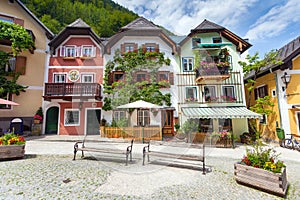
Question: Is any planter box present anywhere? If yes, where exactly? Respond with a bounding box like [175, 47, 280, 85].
[0, 145, 25, 160]
[234, 163, 288, 197]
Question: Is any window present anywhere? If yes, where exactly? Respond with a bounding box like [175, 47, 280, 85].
[271, 89, 276, 97]
[158, 73, 169, 82]
[192, 38, 201, 48]
[219, 119, 232, 131]
[199, 119, 213, 132]
[114, 111, 126, 121]
[0, 93, 12, 110]
[66, 46, 76, 57]
[213, 37, 222, 43]
[185, 87, 197, 102]
[125, 45, 134, 53]
[222, 86, 236, 102]
[81, 46, 95, 57]
[138, 110, 150, 126]
[136, 73, 146, 82]
[0, 16, 13, 23]
[5, 57, 26, 75]
[53, 74, 66, 83]
[114, 72, 124, 82]
[254, 85, 268, 99]
[204, 86, 217, 102]
[182, 57, 194, 72]
[81, 74, 94, 83]
[64, 109, 80, 126]
[146, 45, 155, 52]
[259, 114, 267, 125]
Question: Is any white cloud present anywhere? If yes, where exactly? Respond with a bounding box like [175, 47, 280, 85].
[245, 0, 300, 41]
[114, 0, 257, 35]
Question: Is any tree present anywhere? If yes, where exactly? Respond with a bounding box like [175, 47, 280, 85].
[103, 49, 171, 111]
[0, 21, 35, 99]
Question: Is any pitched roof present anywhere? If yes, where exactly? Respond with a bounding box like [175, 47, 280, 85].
[180, 19, 251, 53]
[245, 35, 300, 80]
[68, 18, 90, 28]
[49, 18, 103, 53]
[106, 17, 177, 54]
[120, 17, 160, 31]
[14, 0, 53, 39]
[191, 19, 225, 32]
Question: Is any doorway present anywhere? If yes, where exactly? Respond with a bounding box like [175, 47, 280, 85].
[86, 109, 101, 135]
[45, 107, 59, 134]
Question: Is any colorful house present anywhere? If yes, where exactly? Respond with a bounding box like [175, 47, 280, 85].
[0, 0, 53, 134]
[176, 19, 261, 141]
[245, 36, 300, 141]
[44, 19, 104, 135]
[103, 17, 178, 137]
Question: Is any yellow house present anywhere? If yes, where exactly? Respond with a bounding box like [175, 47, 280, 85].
[0, 0, 53, 134]
[245, 36, 300, 141]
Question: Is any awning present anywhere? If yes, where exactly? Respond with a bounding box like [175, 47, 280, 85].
[182, 107, 262, 119]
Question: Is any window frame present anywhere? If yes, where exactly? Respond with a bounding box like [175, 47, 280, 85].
[114, 110, 126, 121]
[65, 45, 76, 57]
[64, 109, 80, 126]
[136, 72, 147, 82]
[182, 57, 194, 72]
[204, 85, 217, 102]
[53, 73, 67, 83]
[255, 85, 268, 100]
[137, 109, 150, 127]
[185, 86, 198, 102]
[81, 73, 94, 83]
[213, 37, 222, 43]
[222, 85, 236, 101]
[81, 45, 95, 57]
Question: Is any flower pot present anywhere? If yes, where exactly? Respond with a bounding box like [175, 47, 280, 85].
[0, 144, 25, 160]
[234, 163, 288, 197]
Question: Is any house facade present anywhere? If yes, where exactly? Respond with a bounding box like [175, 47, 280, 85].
[103, 17, 178, 137]
[0, 0, 53, 134]
[177, 19, 261, 139]
[44, 19, 104, 135]
[245, 36, 300, 140]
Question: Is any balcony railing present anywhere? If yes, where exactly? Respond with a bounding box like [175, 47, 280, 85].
[195, 63, 231, 82]
[44, 83, 102, 101]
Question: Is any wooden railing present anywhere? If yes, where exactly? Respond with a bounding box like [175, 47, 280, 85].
[100, 126, 162, 142]
[44, 83, 102, 101]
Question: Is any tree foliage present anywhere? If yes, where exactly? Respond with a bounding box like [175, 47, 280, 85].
[22, 0, 139, 37]
[103, 49, 171, 111]
[0, 21, 34, 97]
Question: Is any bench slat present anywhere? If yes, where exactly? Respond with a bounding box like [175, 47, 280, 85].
[149, 151, 204, 161]
[77, 147, 127, 154]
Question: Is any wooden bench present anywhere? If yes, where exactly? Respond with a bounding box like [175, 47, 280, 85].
[73, 139, 134, 165]
[143, 141, 206, 174]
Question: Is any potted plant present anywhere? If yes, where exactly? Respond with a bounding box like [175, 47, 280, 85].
[0, 132, 26, 160]
[33, 107, 43, 124]
[234, 142, 288, 197]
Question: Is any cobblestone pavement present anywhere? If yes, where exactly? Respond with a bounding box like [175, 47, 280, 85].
[0, 136, 299, 200]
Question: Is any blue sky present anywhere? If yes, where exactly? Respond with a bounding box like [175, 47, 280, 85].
[113, 0, 300, 57]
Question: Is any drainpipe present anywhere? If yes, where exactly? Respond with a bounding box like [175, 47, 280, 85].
[272, 69, 283, 128]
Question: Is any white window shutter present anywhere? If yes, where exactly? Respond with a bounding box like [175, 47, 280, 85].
[60, 46, 65, 57]
[76, 46, 81, 57]
[92, 46, 96, 57]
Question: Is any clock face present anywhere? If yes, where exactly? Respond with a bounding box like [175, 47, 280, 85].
[68, 70, 80, 82]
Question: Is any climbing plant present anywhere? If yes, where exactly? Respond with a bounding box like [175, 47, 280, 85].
[0, 21, 35, 98]
[103, 49, 172, 111]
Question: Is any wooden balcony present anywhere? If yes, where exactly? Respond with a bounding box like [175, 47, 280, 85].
[195, 66, 230, 83]
[44, 83, 102, 101]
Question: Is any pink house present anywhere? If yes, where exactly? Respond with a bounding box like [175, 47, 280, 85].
[44, 19, 104, 135]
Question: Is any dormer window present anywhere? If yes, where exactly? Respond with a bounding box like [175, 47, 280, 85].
[121, 43, 138, 54]
[82, 45, 95, 57]
[146, 45, 155, 52]
[125, 45, 134, 53]
[61, 45, 76, 57]
[142, 43, 159, 53]
[213, 37, 222, 43]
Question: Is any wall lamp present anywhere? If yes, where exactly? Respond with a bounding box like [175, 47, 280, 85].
[281, 72, 291, 91]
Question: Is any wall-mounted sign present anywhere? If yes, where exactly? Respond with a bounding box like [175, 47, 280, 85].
[68, 70, 80, 82]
